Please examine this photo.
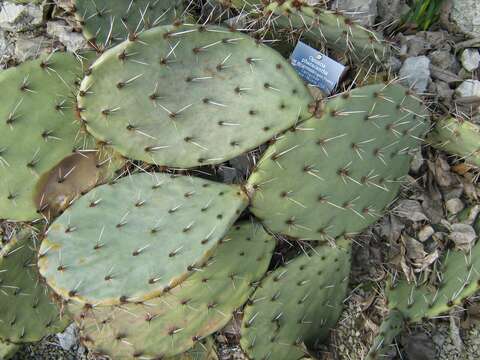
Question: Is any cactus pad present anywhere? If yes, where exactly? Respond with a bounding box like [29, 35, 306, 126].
[240, 240, 351, 359]
[248, 83, 429, 241]
[366, 310, 404, 360]
[38, 173, 248, 306]
[262, 1, 389, 63]
[0, 230, 69, 343]
[78, 24, 313, 168]
[72, 0, 183, 49]
[387, 240, 480, 324]
[0, 52, 107, 222]
[427, 117, 480, 168]
[69, 222, 274, 358]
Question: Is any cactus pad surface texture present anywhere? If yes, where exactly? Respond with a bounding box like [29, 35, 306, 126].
[77, 24, 313, 168]
[263, 1, 389, 63]
[248, 83, 429, 241]
[38, 172, 248, 306]
[0, 230, 69, 343]
[69, 222, 274, 358]
[72, 0, 183, 49]
[240, 240, 352, 359]
[0, 53, 91, 222]
[387, 240, 480, 323]
[427, 117, 480, 168]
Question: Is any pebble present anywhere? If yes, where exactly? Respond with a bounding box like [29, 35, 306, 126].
[456, 80, 480, 98]
[446, 198, 465, 215]
[0, 2, 43, 32]
[331, 0, 378, 27]
[418, 225, 435, 242]
[449, 223, 477, 250]
[14, 34, 50, 61]
[461, 48, 480, 72]
[46, 21, 87, 52]
[399, 56, 431, 93]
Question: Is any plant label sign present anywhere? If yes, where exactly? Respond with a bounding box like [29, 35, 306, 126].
[290, 41, 346, 94]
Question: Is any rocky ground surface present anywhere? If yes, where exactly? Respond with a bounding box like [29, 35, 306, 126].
[1, 0, 480, 359]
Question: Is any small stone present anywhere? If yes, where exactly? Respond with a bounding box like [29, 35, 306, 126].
[410, 151, 424, 173]
[387, 56, 402, 72]
[405, 332, 436, 360]
[429, 49, 459, 73]
[450, 0, 480, 37]
[449, 223, 477, 251]
[399, 56, 431, 93]
[461, 49, 480, 72]
[456, 80, 480, 108]
[394, 199, 429, 222]
[418, 225, 435, 242]
[446, 198, 465, 215]
[377, 0, 410, 24]
[0, 3, 43, 32]
[46, 21, 88, 52]
[14, 34, 50, 62]
[331, 0, 378, 27]
[0, 29, 13, 66]
[56, 323, 78, 351]
[435, 81, 454, 104]
[399, 35, 431, 57]
[404, 235, 426, 260]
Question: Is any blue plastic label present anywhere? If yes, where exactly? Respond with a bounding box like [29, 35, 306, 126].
[290, 41, 346, 94]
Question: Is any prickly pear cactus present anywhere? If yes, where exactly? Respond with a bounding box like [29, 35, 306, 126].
[366, 310, 404, 360]
[427, 117, 480, 168]
[77, 24, 313, 168]
[71, 0, 183, 49]
[38, 173, 248, 306]
[387, 240, 480, 324]
[0, 230, 69, 343]
[240, 239, 352, 359]
[70, 222, 274, 358]
[261, 1, 389, 63]
[0, 53, 92, 221]
[247, 83, 429, 241]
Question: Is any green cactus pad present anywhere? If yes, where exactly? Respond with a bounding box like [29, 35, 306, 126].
[38, 173, 248, 306]
[69, 222, 274, 358]
[366, 310, 404, 360]
[427, 117, 480, 168]
[0, 341, 20, 360]
[248, 83, 429, 241]
[240, 240, 351, 359]
[78, 24, 313, 168]
[387, 240, 480, 324]
[0, 52, 118, 222]
[262, 1, 389, 63]
[0, 230, 69, 343]
[72, 0, 183, 49]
